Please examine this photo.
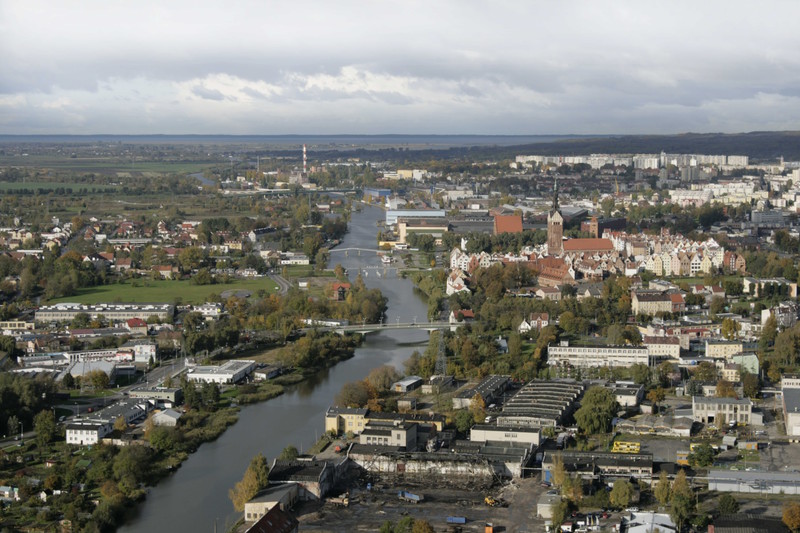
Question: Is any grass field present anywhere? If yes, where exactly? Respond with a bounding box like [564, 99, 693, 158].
[0, 181, 115, 191]
[49, 278, 279, 305]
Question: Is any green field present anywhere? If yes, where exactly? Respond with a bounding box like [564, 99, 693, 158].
[0, 181, 115, 191]
[2, 156, 215, 174]
[49, 278, 279, 305]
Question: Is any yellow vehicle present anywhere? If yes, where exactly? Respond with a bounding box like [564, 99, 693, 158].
[612, 441, 641, 454]
[485, 496, 507, 507]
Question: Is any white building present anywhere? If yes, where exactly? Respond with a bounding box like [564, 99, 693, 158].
[187, 359, 256, 384]
[66, 420, 113, 446]
[547, 341, 651, 368]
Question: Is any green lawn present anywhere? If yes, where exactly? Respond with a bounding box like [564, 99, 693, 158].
[49, 278, 279, 305]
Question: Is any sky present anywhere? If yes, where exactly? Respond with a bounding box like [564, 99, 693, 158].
[1, 1, 799, 135]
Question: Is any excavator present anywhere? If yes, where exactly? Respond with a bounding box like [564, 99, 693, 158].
[484, 496, 507, 507]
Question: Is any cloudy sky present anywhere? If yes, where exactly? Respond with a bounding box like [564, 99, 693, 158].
[1, 1, 799, 135]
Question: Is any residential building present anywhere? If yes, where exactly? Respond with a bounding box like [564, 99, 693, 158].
[643, 336, 681, 361]
[66, 420, 113, 446]
[631, 291, 673, 316]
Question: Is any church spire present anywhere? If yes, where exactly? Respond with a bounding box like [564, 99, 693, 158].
[552, 177, 559, 212]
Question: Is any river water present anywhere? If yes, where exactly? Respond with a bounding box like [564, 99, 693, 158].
[120, 203, 430, 532]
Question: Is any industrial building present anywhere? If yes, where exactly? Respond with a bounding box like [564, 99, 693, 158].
[708, 470, 800, 495]
[35, 302, 173, 323]
[186, 359, 256, 384]
[692, 396, 753, 425]
[452, 375, 511, 409]
[470, 424, 541, 447]
[497, 380, 584, 428]
[385, 209, 446, 226]
[547, 341, 651, 368]
[542, 451, 654, 482]
[782, 378, 800, 437]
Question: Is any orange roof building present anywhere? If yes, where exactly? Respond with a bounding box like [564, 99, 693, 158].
[562, 238, 614, 253]
[493, 215, 523, 235]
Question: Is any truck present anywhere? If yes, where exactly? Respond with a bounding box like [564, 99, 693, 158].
[398, 490, 423, 503]
[447, 516, 467, 524]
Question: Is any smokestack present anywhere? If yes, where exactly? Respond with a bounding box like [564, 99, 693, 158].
[303, 144, 307, 174]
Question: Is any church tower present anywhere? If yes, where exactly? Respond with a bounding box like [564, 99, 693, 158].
[547, 178, 563, 255]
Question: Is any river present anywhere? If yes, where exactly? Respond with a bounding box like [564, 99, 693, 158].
[120, 203, 430, 532]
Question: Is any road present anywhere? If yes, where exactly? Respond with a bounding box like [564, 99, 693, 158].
[269, 272, 291, 295]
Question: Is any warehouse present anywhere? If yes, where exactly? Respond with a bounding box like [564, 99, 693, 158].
[452, 375, 511, 409]
[708, 470, 800, 495]
[497, 380, 584, 428]
[187, 359, 256, 384]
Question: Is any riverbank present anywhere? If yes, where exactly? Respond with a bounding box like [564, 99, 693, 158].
[119, 203, 431, 533]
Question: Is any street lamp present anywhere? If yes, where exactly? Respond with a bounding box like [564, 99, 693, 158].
[19, 422, 23, 445]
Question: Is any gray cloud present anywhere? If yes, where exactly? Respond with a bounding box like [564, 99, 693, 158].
[1, 1, 800, 134]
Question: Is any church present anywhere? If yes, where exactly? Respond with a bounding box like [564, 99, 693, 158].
[547, 179, 614, 257]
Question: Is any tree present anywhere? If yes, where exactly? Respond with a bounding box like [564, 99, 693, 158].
[784, 502, 800, 532]
[647, 388, 666, 414]
[86, 369, 110, 390]
[229, 453, 270, 511]
[365, 366, 401, 394]
[470, 393, 486, 424]
[62, 372, 75, 389]
[710, 296, 726, 317]
[411, 520, 435, 533]
[278, 445, 299, 460]
[574, 386, 618, 435]
[742, 373, 760, 398]
[719, 494, 739, 515]
[669, 469, 694, 530]
[760, 313, 778, 349]
[654, 470, 671, 506]
[114, 416, 127, 432]
[630, 363, 651, 385]
[561, 475, 583, 502]
[335, 381, 371, 407]
[453, 410, 475, 434]
[33, 410, 56, 450]
[609, 479, 633, 509]
[201, 382, 220, 407]
[551, 452, 567, 487]
[715, 379, 738, 399]
[688, 443, 715, 468]
[721, 318, 740, 340]
[7, 414, 20, 438]
[693, 361, 718, 382]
